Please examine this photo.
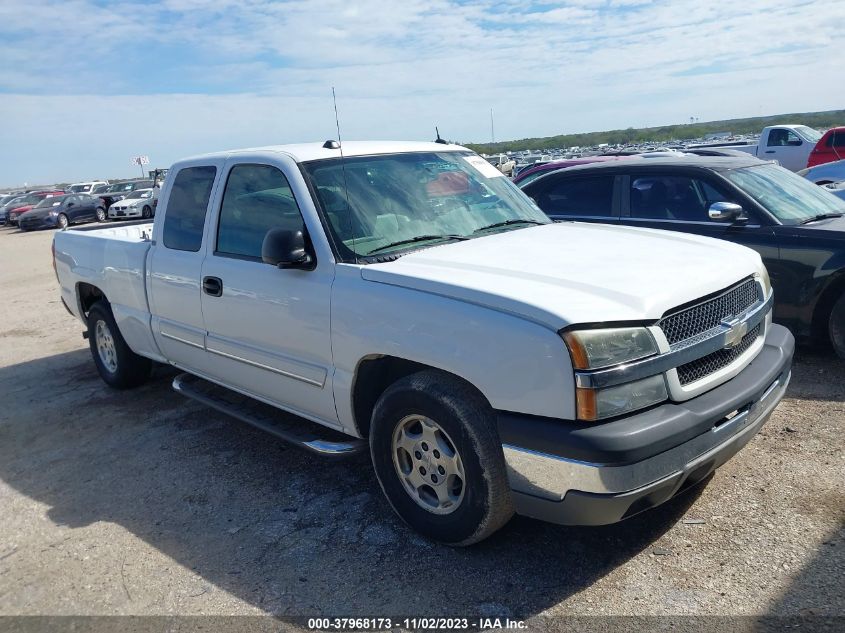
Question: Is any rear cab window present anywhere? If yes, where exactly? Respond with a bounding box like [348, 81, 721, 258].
[162, 166, 217, 252]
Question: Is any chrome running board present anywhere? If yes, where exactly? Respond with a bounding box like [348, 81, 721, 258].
[172, 373, 365, 458]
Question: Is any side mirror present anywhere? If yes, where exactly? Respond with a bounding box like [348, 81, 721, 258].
[261, 228, 313, 269]
[66, 202, 75, 208]
[708, 201, 745, 222]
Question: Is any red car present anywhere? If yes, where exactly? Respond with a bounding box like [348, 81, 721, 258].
[6, 191, 66, 225]
[807, 126, 845, 168]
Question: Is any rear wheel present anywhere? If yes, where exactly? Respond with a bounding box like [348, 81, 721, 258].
[57, 213, 69, 229]
[369, 370, 514, 545]
[96, 207, 106, 222]
[829, 293, 845, 359]
[87, 301, 151, 388]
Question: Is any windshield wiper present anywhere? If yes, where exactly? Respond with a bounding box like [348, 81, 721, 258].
[472, 218, 546, 234]
[800, 213, 844, 225]
[366, 234, 469, 255]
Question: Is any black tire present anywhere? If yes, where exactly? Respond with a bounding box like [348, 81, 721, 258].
[57, 213, 69, 229]
[141, 206, 151, 219]
[96, 207, 107, 222]
[87, 301, 151, 388]
[370, 370, 514, 546]
[830, 293, 845, 360]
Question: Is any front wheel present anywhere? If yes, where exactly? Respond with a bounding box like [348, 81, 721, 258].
[96, 207, 107, 222]
[57, 213, 69, 229]
[370, 370, 514, 545]
[87, 301, 151, 388]
[830, 293, 845, 359]
[141, 205, 151, 219]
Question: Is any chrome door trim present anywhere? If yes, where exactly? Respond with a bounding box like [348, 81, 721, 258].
[205, 345, 325, 388]
[160, 330, 205, 350]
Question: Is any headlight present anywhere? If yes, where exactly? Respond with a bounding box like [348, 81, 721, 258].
[576, 374, 668, 421]
[562, 327, 657, 370]
[757, 267, 771, 297]
[563, 326, 665, 421]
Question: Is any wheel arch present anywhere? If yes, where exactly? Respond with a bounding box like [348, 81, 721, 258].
[811, 271, 845, 342]
[350, 355, 490, 439]
[76, 282, 108, 318]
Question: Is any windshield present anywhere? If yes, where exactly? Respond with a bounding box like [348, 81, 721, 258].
[2, 196, 25, 209]
[796, 126, 822, 143]
[35, 196, 65, 208]
[725, 163, 845, 224]
[126, 190, 151, 199]
[68, 184, 89, 193]
[303, 151, 549, 260]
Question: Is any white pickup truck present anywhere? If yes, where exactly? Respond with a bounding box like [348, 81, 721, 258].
[693, 124, 823, 171]
[53, 141, 794, 545]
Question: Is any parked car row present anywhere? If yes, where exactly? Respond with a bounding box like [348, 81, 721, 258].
[0, 178, 158, 230]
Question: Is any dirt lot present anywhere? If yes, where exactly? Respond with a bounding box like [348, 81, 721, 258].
[0, 225, 843, 624]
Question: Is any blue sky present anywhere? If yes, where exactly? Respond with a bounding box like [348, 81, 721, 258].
[0, 0, 843, 186]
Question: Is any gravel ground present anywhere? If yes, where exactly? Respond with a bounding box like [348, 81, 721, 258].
[0, 225, 842, 624]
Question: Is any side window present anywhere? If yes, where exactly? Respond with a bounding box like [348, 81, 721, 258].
[216, 164, 305, 260]
[767, 129, 786, 146]
[630, 175, 708, 221]
[785, 130, 802, 146]
[536, 176, 614, 217]
[833, 132, 845, 148]
[162, 166, 217, 252]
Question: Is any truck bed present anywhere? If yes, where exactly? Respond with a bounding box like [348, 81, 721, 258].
[53, 221, 163, 361]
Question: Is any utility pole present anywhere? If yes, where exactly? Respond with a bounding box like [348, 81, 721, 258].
[490, 108, 495, 144]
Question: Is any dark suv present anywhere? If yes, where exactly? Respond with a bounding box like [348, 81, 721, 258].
[520, 156, 845, 357]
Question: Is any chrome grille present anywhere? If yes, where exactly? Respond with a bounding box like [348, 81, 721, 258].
[677, 324, 760, 385]
[659, 278, 759, 346]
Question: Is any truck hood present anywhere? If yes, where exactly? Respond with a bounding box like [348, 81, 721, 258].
[361, 222, 764, 330]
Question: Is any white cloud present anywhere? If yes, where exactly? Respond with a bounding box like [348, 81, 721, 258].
[0, 0, 844, 185]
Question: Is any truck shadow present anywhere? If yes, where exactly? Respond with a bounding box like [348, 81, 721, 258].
[0, 349, 708, 617]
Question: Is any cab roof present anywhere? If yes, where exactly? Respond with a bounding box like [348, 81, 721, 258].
[181, 141, 470, 164]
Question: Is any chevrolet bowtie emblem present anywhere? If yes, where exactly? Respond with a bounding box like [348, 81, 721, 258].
[721, 317, 748, 349]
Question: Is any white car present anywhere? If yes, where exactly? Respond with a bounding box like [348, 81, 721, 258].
[107, 188, 156, 220]
[53, 140, 793, 545]
[67, 181, 108, 194]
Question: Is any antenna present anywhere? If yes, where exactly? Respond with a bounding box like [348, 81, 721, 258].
[332, 87, 357, 262]
[435, 126, 448, 144]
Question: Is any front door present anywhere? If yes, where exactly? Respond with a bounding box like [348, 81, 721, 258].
[199, 158, 337, 425]
[763, 128, 807, 172]
[621, 172, 780, 292]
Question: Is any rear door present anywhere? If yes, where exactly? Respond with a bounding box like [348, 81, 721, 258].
[148, 162, 221, 370]
[75, 195, 97, 221]
[524, 172, 620, 224]
[198, 156, 337, 424]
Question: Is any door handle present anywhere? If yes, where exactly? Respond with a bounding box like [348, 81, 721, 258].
[202, 276, 223, 297]
[764, 150, 775, 154]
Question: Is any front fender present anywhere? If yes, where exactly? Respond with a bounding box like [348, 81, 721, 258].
[330, 266, 575, 434]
